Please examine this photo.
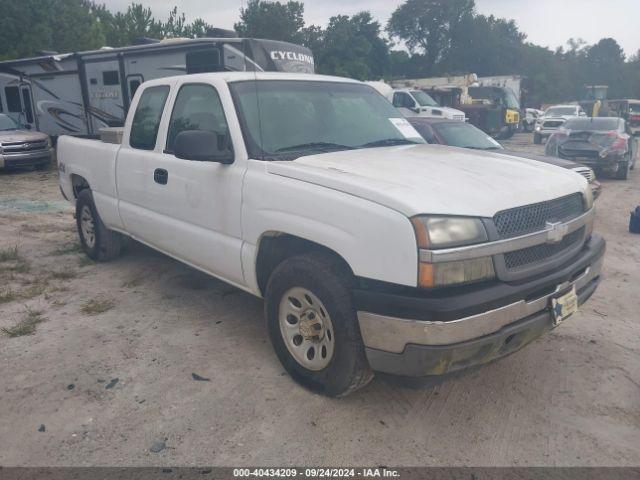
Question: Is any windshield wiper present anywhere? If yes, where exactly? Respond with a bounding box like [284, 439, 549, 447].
[360, 138, 419, 148]
[275, 142, 354, 153]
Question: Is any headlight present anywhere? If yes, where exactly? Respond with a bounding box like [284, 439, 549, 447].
[411, 216, 488, 249]
[411, 216, 494, 288]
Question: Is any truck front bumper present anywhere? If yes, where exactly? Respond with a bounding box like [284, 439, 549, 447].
[0, 149, 53, 169]
[354, 234, 605, 377]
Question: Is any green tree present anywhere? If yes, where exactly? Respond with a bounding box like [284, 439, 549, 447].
[0, 0, 105, 60]
[387, 0, 474, 74]
[312, 12, 390, 80]
[234, 0, 305, 43]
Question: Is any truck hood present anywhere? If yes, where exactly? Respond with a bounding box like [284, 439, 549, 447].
[0, 129, 49, 144]
[266, 144, 587, 218]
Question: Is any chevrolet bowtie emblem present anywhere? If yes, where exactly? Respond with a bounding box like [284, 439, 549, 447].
[545, 221, 569, 243]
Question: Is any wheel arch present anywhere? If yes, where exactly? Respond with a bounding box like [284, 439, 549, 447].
[70, 174, 91, 199]
[255, 232, 355, 297]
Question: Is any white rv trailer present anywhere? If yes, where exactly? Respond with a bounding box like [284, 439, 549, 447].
[0, 37, 315, 138]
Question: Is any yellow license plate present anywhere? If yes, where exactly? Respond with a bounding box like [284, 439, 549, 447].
[551, 287, 578, 325]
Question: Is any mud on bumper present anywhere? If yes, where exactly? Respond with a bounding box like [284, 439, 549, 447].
[354, 235, 605, 377]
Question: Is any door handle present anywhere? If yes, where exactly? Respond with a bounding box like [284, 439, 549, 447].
[154, 168, 168, 185]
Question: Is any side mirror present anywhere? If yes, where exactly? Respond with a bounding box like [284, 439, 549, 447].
[173, 130, 233, 164]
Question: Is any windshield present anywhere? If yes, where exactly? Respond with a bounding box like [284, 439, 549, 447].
[433, 122, 503, 150]
[545, 107, 576, 117]
[230, 80, 424, 160]
[411, 90, 439, 107]
[563, 117, 620, 131]
[0, 114, 19, 131]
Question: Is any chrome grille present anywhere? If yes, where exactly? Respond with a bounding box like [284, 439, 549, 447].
[573, 167, 595, 182]
[494, 193, 585, 239]
[0, 140, 49, 154]
[453, 114, 465, 121]
[504, 227, 585, 270]
[543, 120, 564, 128]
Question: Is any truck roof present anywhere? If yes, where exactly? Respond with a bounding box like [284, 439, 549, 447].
[140, 71, 362, 87]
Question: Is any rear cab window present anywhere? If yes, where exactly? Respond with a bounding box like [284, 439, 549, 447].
[129, 86, 170, 150]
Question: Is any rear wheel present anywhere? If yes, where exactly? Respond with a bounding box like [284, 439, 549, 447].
[265, 252, 373, 397]
[614, 156, 630, 180]
[76, 189, 125, 261]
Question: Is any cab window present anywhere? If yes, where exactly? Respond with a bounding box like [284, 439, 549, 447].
[129, 86, 170, 150]
[166, 84, 230, 154]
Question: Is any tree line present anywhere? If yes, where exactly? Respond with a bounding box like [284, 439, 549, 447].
[1, 0, 639, 107]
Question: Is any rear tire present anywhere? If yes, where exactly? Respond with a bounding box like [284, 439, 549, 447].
[614, 158, 630, 180]
[533, 133, 542, 144]
[265, 252, 373, 397]
[76, 189, 125, 261]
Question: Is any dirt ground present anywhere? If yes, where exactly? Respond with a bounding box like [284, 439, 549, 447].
[0, 133, 638, 467]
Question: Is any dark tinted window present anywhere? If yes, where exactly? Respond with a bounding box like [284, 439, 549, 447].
[433, 122, 503, 150]
[0, 91, 3, 112]
[563, 117, 620, 131]
[129, 79, 141, 98]
[186, 49, 222, 74]
[393, 92, 414, 108]
[5, 87, 21, 112]
[103, 71, 120, 86]
[129, 86, 169, 150]
[408, 120, 436, 143]
[21, 89, 34, 123]
[166, 84, 229, 153]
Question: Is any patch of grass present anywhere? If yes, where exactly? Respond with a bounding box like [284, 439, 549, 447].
[78, 256, 95, 267]
[0, 246, 21, 262]
[81, 298, 114, 315]
[0, 289, 18, 304]
[51, 242, 83, 256]
[1, 307, 46, 338]
[0, 282, 48, 304]
[48, 269, 78, 280]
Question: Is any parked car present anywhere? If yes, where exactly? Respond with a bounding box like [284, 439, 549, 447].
[0, 114, 53, 170]
[534, 105, 586, 144]
[58, 73, 604, 396]
[545, 117, 636, 180]
[407, 117, 601, 199]
[523, 108, 544, 132]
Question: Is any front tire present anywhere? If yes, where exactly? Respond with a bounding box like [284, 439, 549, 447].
[265, 252, 373, 397]
[76, 189, 125, 261]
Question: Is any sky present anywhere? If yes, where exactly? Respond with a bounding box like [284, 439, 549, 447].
[101, 0, 640, 56]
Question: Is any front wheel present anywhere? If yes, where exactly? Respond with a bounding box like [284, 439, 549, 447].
[265, 252, 373, 397]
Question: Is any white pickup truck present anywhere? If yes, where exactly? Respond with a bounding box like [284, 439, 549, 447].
[58, 72, 605, 396]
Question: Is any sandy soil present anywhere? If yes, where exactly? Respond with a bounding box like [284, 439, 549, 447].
[0, 133, 638, 466]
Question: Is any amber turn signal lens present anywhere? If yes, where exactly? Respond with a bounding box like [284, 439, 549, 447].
[418, 263, 435, 288]
[411, 217, 429, 248]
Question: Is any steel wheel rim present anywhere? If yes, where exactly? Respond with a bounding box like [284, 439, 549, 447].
[279, 287, 335, 371]
[80, 205, 96, 249]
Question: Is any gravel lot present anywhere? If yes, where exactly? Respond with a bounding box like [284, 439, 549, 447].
[0, 133, 639, 467]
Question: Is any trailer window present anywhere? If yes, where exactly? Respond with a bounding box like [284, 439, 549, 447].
[21, 89, 34, 124]
[103, 71, 120, 86]
[129, 86, 170, 150]
[166, 84, 229, 154]
[4, 87, 21, 112]
[186, 49, 222, 74]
